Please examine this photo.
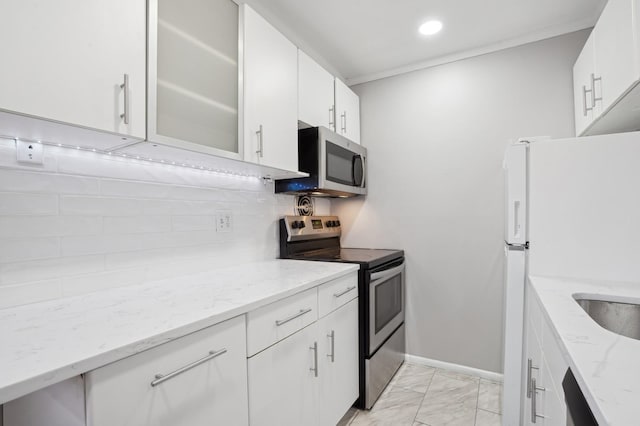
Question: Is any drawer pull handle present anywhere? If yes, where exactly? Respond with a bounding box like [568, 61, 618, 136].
[150, 348, 227, 387]
[275, 308, 312, 326]
[333, 286, 356, 298]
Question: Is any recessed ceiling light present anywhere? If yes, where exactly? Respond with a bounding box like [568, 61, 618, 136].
[419, 20, 443, 36]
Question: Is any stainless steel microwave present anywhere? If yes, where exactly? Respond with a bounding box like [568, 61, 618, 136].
[275, 126, 367, 197]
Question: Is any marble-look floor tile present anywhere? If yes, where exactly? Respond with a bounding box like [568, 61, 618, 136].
[415, 372, 480, 426]
[478, 379, 502, 414]
[391, 363, 437, 393]
[475, 408, 502, 426]
[351, 387, 424, 426]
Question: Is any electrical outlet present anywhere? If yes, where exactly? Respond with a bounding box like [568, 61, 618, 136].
[16, 140, 44, 164]
[216, 211, 233, 233]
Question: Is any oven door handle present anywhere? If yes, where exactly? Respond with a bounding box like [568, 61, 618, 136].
[370, 263, 405, 283]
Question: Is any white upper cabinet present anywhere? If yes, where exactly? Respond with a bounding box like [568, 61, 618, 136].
[147, 0, 241, 159]
[573, 0, 640, 136]
[335, 79, 361, 144]
[243, 4, 299, 172]
[298, 50, 336, 130]
[592, 0, 638, 113]
[573, 33, 597, 136]
[0, 0, 146, 140]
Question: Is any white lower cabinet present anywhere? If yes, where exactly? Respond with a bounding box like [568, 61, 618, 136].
[318, 299, 359, 426]
[247, 288, 359, 426]
[248, 322, 320, 426]
[85, 315, 248, 426]
[523, 284, 569, 426]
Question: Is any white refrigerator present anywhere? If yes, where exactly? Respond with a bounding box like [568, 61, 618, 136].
[502, 139, 528, 426]
[502, 137, 547, 426]
[501, 130, 640, 425]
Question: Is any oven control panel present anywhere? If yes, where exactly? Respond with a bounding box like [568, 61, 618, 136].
[282, 215, 341, 242]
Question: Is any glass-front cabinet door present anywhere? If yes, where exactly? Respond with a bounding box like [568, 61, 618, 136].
[148, 0, 241, 159]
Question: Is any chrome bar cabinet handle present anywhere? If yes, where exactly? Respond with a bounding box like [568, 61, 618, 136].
[329, 106, 335, 131]
[582, 85, 593, 116]
[333, 286, 356, 298]
[256, 124, 264, 158]
[341, 111, 347, 133]
[327, 330, 335, 362]
[527, 358, 539, 398]
[591, 73, 602, 106]
[310, 341, 318, 377]
[275, 308, 312, 326]
[150, 348, 227, 387]
[120, 74, 129, 125]
[531, 377, 546, 423]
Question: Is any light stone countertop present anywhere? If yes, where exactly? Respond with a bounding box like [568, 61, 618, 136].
[0, 259, 359, 405]
[529, 275, 640, 425]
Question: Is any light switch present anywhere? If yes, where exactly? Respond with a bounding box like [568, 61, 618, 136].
[16, 140, 44, 164]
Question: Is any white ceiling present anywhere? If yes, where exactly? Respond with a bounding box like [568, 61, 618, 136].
[244, 0, 606, 85]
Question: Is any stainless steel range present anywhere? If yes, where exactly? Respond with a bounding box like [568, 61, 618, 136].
[279, 215, 405, 409]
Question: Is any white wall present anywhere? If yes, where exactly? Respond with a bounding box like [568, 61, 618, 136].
[0, 137, 328, 309]
[332, 30, 589, 373]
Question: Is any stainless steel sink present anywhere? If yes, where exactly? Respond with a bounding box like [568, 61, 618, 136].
[575, 298, 640, 340]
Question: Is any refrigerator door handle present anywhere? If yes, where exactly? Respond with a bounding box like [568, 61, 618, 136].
[513, 200, 521, 239]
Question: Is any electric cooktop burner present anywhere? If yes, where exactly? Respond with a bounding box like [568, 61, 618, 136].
[279, 215, 404, 269]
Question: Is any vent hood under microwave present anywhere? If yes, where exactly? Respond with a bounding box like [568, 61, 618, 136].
[275, 127, 367, 197]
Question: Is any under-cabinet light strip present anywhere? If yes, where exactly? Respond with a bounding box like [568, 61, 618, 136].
[1, 135, 263, 180]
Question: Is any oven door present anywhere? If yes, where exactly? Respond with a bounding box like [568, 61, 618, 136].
[368, 260, 405, 355]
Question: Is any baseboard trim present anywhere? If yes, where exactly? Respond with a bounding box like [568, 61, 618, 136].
[405, 354, 503, 383]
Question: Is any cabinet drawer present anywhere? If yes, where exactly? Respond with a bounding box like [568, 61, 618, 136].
[247, 288, 318, 357]
[318, 272, 358, 318]
[85, 315, 248, 426]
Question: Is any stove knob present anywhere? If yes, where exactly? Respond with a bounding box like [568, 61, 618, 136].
[335, 220, 341, 227]
[291, 221, 299, 229]
[298, 221, 306, 229]
[331, 220, 338, 227]
[325, 221, 332, 228]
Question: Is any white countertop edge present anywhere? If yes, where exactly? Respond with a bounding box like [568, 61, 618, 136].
[0, 260, 359, 404]
[529, 275, 640, 426]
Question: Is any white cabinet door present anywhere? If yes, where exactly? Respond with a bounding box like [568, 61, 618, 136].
[573, 32, 597, 136]
[85, 316, 248, 426]
[593, 0, 639, 114]
[148, 0, 241, 158]
[243, 5, 298, 172]
[318, 299, 359, 426]
[298, 50, 336, 130]
[0, 0, 146, 139]
[335, 79, 361, 144]
[248, 323, 319, 426]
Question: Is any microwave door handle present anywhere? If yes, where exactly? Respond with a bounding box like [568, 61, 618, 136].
[360, 155, 366, 188]
[370, 263, 405, 282]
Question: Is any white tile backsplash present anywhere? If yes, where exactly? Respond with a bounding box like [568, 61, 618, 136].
[0, 137, 330, 308]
